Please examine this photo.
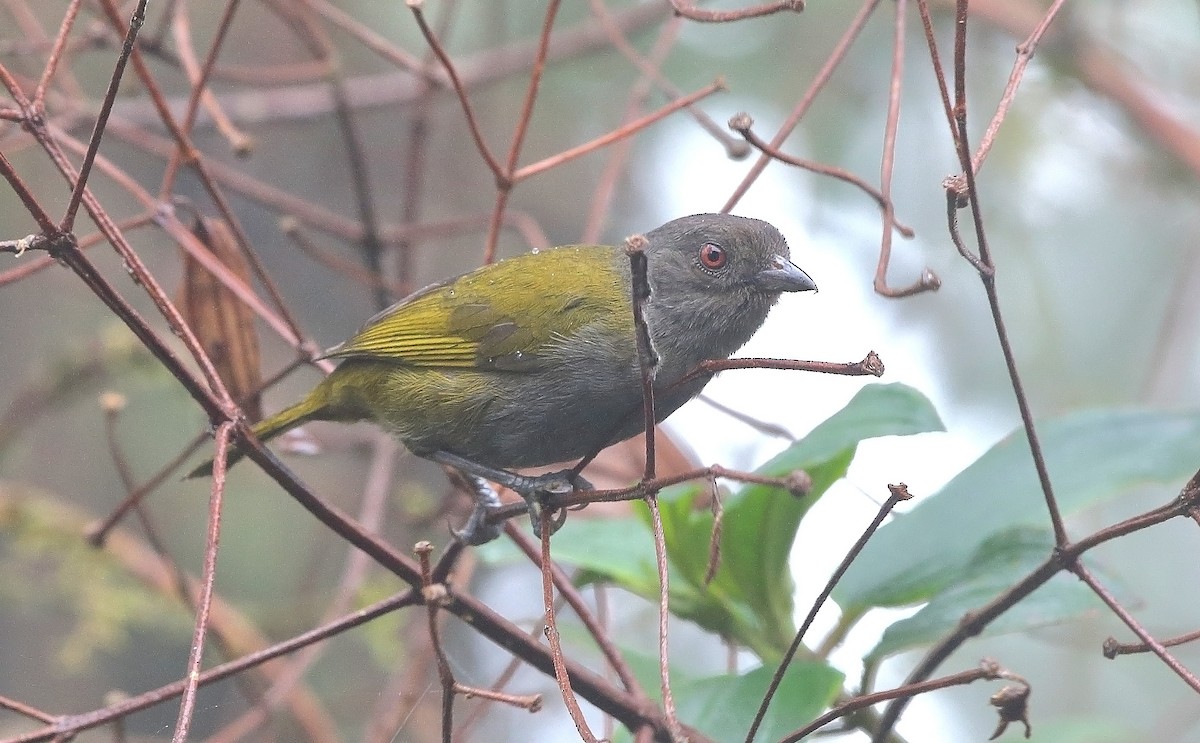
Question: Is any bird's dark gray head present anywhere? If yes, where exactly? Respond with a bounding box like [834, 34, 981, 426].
[639, 213, 816, 378]
[643, 213, 815, 299]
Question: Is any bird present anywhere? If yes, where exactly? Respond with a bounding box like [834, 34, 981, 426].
[192, 213, 816, 542]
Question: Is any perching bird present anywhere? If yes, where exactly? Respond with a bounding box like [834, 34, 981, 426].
[193, 213, 816, 542]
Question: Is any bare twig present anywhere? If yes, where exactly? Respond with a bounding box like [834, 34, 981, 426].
[6, 591, 421, 743]
[505, 525, 645, 697]
[722, 0, 884, 212]
[1104, 628, 1200, 659]
[513, 78, 724, 182]
[1075, 564, 1200, 693]
[873, 0, 940, 298]
[745, 484, 912, 743]
[407, 0, 503, 180]
[61, 0, 148, 232]
[171, 420, 232, 742]
[870, 475, 1200, 742]
[728, 112, 914, 237]
[787, 660, 1010, 743]
[539, 511, 600, 742]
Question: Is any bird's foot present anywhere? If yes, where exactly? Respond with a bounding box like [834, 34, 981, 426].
[431, 451, 591, 543]
[509, 469, 592, 538]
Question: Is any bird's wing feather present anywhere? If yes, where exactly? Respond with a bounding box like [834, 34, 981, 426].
[321, 246, 630, 371]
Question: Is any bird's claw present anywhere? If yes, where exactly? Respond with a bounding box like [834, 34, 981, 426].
[516, 469, 591, 538]
[440, 457, 592, 543]
[452, 476, 504, 545]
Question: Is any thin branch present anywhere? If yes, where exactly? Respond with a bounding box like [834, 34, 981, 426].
[746, 484, 912, 743]
[874, 0, 939, 298]
[0, 696, 54, 724]
[171, 420, 232, 742]
[1104, 627, 1200, 659]
[504, 0, 561, 176]
[945, 0, 1068, 545]
[787, 660, 1006, 743]
[163, 0, 251, 178]
[407, 0, 503, 180]
[0, 149, 57, 234]
[539, 511, 601, 743]
[6, 591, 421, 743]
[970, 0, 1068, 173]
[722, 0, 883, 212]
[1075, 563, 1200, 693]
[61, 0, 148, 232]
[32, 0, 85, 106]
[626, 232, 682, 739]
[416, 542, 457, 743]
[93, 0, 310, 347]
[588, 0, 745, 159]
[645, 493, 683, 742]
[481, 0, 563, 263]
[728, 112, 914, 237]
[505, 525, 645, 697]
[870, 476, 1200, 742]
[513, 78, 724, 182]
[671, 352, 885, 390]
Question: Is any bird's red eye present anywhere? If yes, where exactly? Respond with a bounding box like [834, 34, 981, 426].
[699, 243, 727, 270]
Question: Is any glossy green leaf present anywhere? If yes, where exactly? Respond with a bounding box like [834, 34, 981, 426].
[835, 409, 1200, 612]
[707, 382, 944, 657]
[672, 662, 844, 743]
[865, 526, 1132, 662]
[476, 517, 661, 595]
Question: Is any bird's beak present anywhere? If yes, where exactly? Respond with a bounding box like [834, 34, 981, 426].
[755, 255, 817, 293]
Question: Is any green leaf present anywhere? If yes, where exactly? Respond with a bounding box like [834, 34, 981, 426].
[703, 382, 945, 657]
[746, 382, 947, 473]
[672, 662, 844, 743]
[835, 409, 1200, 612]
[476, 516, 662, 595]
[865, 526, 1131, 662]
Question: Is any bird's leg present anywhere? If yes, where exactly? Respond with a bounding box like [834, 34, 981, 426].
[428, 450, 592, 542]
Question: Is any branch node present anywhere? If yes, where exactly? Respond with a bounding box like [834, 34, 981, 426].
[785, 470, 813, 498]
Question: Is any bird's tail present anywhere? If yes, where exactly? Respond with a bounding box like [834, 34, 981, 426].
[186, 392, 328, 479]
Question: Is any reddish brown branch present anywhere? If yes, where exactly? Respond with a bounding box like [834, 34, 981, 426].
[540, 512, 600, 742]
[505, 525, 646, 698]
[873, 0, 941, 298]
[746, 484, 912, 743]
[870, 475, 1200, 742]
[1075, 564, 1200, 693]
[728, 112, 914, 238]
[61, 0, 148, 232]
[32, 0, 84, 106]
[789, 659, 1011, 743]
[171, 420, 233, 742]
[513, 79, 725, 182]
[722, 0, 883, 212]
[407, 0, 503, 180]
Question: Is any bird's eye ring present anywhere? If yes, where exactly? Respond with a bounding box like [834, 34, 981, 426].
[698, 243, 727, 270]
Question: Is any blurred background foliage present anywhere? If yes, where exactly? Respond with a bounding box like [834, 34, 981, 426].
[2, 1, 1200, 741]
